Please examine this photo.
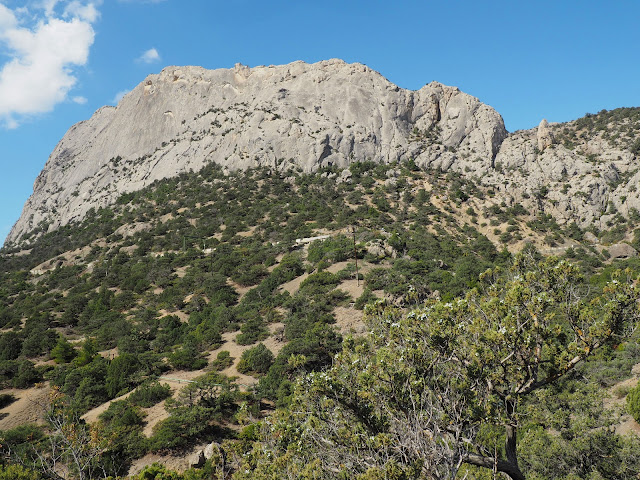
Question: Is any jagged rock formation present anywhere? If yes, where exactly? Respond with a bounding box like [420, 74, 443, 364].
[485, 110, 640, 228]
[6, 60, 506, 244]
[536, 119, 554, 151]
[6, 60, 640, 245]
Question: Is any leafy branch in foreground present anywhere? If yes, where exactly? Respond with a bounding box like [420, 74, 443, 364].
[238, 254, 640, 480]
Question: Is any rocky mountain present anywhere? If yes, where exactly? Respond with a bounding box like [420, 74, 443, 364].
[5, 59, 640, 245]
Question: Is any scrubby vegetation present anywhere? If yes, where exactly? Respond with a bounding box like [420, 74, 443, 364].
[1, 160, 640, 479]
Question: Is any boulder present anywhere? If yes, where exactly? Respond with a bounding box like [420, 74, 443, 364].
[190, 450, 206, 468]
[204, 442, 218, 460]
[608, 243, 637, 260]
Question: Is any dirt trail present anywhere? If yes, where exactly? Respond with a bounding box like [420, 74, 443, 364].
[280, 272, 309, 295]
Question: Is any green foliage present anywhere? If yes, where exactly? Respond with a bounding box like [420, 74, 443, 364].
[0, 393, 16, 408]
[0, 464, 42, 480]
[147, 373, 242, 453]
[244, 256, 640, 480]
[5, 159, 640, 478]
[6, 359, 42, 388]
[237, 343, 274, 376]
[626, 382, 640, 422]
[169, 343, 208, 371]
[210, 350, 234, 371]
[298, 271, 340, 295]
[128, 380, 172, 407]
[98, 399, 148, 472]
[235, 315, 269, 346]
[137, 463, 183, 480]
[307, 235, 353, 265]
[148, 405, 214, 452]
[0, 331, 22, 360]
[106, 353, 141, 397]
[50, 336, 77, 364]
[0, 424, 45, 462]
[354, 288, 378, 310]
[53, 355, 109, 411]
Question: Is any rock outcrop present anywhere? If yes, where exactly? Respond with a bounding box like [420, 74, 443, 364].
[536, 119, 554, 151]
[6, 59, 506, 244]
[486, 113, 640, 228]
[608, 243, 638, 259]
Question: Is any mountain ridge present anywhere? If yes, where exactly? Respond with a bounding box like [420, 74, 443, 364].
[6, 59, 640, 245]
[6, 59, 506, 244]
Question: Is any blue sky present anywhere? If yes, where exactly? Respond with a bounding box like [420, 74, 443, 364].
[1, 0, 639, 244]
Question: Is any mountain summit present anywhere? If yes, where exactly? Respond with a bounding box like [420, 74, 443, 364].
[6, 60, 640, 245]
[6, 59, 506, 244]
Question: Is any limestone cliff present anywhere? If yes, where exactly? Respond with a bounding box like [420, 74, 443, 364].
[7, 60, 640, 245]
[6, 59, 507, 244]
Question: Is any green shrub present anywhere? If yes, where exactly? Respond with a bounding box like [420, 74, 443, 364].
[169, 345, 207, 371]
[0, 393, 16, 408]
[148, 405, 213, 452]
[0, 464, 41, 480]
[129, 381, 172, 407]
[354, 288, 378, 310]
[210, 351, 234, 371]
[50, 337, 77, 364]
[106, 353, 141, 398]
[12, 360, 41, 388]
[237, 343, 274, 376]
[235, 315, 269, 346]
[626, 382, 640, 422]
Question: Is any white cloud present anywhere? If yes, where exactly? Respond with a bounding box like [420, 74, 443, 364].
[112, 89, 129, 104]
[0, 5, 18, 30]
[137, 47, 160, 64]
[72, 95, 87, 104]
[0, 2, 98, 128]
[64, 1, 100, 22]
[41, 0, 61, 18]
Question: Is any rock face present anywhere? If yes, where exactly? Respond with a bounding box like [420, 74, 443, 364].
[6, 60, 640, 245]
[487, 115, 640, 228]
[6, 59, 506, 244]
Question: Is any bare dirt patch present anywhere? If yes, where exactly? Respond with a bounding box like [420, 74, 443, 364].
[82, 390, 134, 424]
[0, 384, 50, 430]
[334, 307, 366, 335]
[227, 279, 250, 301]
[280, 272, 309, 295]
[158, 309, 189, 322]
[141, 400, 170, 438]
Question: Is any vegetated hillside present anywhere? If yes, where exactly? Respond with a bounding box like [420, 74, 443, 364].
[1, 161, 640, 479]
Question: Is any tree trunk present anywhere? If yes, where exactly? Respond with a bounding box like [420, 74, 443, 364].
[505, 424, 519, 469]
[505, 399, 519, 469]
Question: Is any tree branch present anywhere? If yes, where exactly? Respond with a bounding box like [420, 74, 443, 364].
[463, 453, 525, 480]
